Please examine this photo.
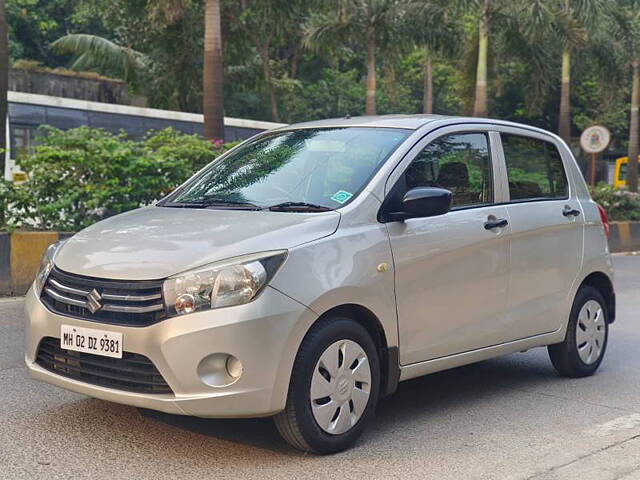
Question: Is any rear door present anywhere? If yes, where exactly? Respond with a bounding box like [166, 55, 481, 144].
[497, 130, 584, 338]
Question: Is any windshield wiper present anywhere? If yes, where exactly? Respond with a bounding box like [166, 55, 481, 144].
[163, 198, 260, 210]
[265, 202, 333, 212]
[203, 199, 261, 210]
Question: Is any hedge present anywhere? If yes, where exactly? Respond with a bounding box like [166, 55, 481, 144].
[1, 126, 237, 231]
[589, 184, 640, 222]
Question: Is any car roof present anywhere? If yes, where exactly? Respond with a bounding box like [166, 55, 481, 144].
[276, 114, 557, 138]
[278, 114, 451, 130]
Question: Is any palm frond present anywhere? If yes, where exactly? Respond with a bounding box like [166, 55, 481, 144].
[50, 34, 147, 83]
[303, 11, 354, 51]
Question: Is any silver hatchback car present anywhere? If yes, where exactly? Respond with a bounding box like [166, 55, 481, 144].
[25, 115, 615, 453]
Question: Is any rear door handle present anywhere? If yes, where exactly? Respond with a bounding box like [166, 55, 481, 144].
[484, 218, 508, 230]
[562, 207, 581, 217]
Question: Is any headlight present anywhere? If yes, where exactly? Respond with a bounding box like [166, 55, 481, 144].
[163, 250, 287, 316]
[34, 241, 66, 294]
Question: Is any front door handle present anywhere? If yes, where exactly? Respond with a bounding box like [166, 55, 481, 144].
[484, 218, 508, 230]
[562, 207, 581, 217]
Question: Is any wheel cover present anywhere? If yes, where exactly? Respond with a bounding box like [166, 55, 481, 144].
[576, 299, 606, 365]
[309, 339, 372, 435]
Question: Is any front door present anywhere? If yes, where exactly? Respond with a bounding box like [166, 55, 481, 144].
[385, 130, 512, 366]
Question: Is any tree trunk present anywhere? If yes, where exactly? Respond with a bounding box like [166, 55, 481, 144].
[365, 23, 376, 115]
[558, 48, 571, 143]
[290, 43, 299, 79]
[423, 48, 433, 114]
[627, 59, 639, 193]
[259, 48, 280, 123]
[0, 0, 7, 185]
[203, 0, 225, 141]
[473, 0, 489, 117]
[386, 62, 398, 110]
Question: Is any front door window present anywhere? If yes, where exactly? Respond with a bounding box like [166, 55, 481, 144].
[405, 132, 493, 209]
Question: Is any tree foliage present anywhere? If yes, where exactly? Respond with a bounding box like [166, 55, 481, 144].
[4, 0, 640, 166]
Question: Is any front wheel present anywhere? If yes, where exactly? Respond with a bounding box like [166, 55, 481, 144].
[548, 286, 609, 378]
[274, 316, 380, 454]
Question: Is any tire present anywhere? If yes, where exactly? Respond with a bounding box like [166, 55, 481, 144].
[548, 286, 609, 378]
[274, 316, 381, 454]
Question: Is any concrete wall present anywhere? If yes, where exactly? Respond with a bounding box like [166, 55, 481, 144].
[10, 68, 129, 105]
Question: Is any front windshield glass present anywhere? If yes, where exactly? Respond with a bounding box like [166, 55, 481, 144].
[163, 127, 410, 210]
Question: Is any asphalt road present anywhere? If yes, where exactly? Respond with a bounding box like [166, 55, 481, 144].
[1, 255, 639, 480]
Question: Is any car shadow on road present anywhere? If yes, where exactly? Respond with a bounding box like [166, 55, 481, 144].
[141, 350, 562, 454]
[137, 407, 290, 454]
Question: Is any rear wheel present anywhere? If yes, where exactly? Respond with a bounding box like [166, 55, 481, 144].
[548, 286, 609, 377]
[274, 316, 380, 454]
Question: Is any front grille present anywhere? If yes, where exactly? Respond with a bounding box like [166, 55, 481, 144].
[41, 268, 166, 327]
[36, 337, 173, 394]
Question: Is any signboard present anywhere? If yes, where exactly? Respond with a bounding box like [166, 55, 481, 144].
[12, 171, 27, 183]
[580, 125, 610, 154]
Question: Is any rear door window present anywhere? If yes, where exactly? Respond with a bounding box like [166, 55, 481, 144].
[501, 134, 568, 201]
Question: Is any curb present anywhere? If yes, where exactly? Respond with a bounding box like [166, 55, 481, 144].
[609, 222, 640, 253]
[0, 296, 25, 302]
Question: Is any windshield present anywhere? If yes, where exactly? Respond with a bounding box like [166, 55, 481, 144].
[162, 127, 410, 211]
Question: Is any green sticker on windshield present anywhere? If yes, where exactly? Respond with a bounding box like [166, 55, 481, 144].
[331, 190, 353, 204]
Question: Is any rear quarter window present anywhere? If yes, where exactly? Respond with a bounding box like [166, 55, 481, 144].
[501, 134, 568, 201]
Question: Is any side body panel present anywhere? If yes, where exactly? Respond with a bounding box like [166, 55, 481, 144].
[380, 120, 612, 382]
[269, 193, 399, 349]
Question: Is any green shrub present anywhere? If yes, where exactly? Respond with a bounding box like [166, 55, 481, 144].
[0, 178, 11, 230]
[590, 183, 640, 222]
[3, 126, 237, 231]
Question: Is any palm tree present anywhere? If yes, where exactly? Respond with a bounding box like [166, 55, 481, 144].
[226, 0, 303, 123]
[203, 0, 225, 140]
[611, 0, 640, 192]
[408, 1, 462, 114]
[504, 0, 605, 142]
[466, 0, 521, 118]
[629, 58, 639, 193]
[499, 1, 556, 117]
[0, 0, 7, 186]
[304, 0, 404, 116]
[473, 0, 490, 117]
[470, 0, 512, 117]
[150, 0, 225, 139]
[552, 0, 605, 142]
[53, 0, 227, 142]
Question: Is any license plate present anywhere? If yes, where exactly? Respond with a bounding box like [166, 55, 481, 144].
[60, 325, 123, 359]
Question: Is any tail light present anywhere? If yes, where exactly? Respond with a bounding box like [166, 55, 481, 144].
[596, 204, 610, 239]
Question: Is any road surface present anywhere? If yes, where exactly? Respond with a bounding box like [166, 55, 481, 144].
[1, 255, 639, 479]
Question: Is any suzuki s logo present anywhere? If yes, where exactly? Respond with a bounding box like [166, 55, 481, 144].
[86, 289, 102, 313]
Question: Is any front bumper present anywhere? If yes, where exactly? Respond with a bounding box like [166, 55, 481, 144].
[24, 285, 317, 418]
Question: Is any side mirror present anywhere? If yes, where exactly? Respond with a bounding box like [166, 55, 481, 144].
[389, 187, 452, 221]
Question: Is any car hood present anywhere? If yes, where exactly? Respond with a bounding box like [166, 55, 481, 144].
[54, 206, 341, 280]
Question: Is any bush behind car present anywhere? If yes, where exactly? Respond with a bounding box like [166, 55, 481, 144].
[1, 126, 237, 231]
